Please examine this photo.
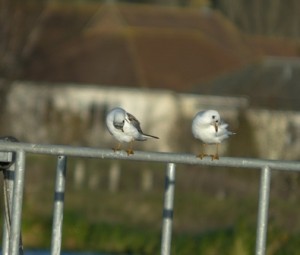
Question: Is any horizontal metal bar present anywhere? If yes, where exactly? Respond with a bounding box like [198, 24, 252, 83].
[0, 142, 299, 171]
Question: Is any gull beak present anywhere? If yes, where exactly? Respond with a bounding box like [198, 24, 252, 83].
[214, 122, 218, 133]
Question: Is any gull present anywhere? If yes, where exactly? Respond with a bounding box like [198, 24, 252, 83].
[106, 107, 159, 155]
[192, 110, 234, 160]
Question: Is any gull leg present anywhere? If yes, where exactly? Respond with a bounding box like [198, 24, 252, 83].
[126, 141, 134, 155]
[211, 143, 219, 160]
[197, 143, 208, 159]
[113, 143, 121, 152]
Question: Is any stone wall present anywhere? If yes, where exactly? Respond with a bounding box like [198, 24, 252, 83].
[4, 81, 300, 161]
[3, 81, 300, 192]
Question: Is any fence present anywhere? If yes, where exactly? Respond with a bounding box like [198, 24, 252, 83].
[0, 141, 300, 255]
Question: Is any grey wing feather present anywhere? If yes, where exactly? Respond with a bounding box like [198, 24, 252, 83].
[127, 113, 143, 133]
[127, 112, 159, 139]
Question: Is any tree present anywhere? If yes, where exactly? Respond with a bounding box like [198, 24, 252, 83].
[211, 0, 300, 38]
[0, 0, 48, 79]
[0, 0, 48, 134]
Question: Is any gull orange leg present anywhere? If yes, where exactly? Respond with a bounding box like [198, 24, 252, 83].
[197, 143, 208, 159]
[113, 143, 121, 152]
[126, 141, 134, 156]
[211, 143, 219, 160]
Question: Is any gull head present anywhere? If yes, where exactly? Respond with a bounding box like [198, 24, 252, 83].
[113, 108, 126, 123]
[204, 110, 221, 133]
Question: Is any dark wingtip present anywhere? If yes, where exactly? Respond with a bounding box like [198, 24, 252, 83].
[145, 134, 159, 139]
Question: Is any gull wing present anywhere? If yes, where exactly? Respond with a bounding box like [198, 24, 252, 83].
[126, 112, 143, 133]
[126, 112, 159, 139]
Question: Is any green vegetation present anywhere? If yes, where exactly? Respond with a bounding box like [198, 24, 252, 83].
[19, 208, 300, 254]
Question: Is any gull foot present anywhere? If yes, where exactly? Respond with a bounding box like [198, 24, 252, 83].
[112, 147, 121, 152]
[196, 153, 208, 159]
[210, 154, 219, 161]
[126, 149, 134, 156]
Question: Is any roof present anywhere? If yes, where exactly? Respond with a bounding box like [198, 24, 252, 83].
[193, 57, 300, 110]
[23, 3, 300, 92]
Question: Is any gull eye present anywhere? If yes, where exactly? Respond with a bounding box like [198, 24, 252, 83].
[212, 115, 215, 119]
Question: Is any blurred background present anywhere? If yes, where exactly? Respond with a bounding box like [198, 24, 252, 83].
[1, 0, 300, 254]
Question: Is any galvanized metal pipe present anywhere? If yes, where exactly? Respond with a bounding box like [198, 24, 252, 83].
[2, 159, 15, 255]
[161, 163, 176, 255]
[9, 150, 26, 255]
[255, 166, 271, 255]
[0, 142, 299, 171]
[0, 142, 299, 255]
[51, 156, 68, 255]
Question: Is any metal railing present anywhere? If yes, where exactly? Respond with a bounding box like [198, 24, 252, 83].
[0, 141, 300, 255]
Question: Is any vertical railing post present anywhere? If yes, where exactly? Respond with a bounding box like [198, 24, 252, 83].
[2, 168, 12, 255]
[161, 163, 176, 255]
[255, 166, 271, 255]
[1, 152, 15, 255]
[51, 155, 68, 255]
[9, 150, 26, 255]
